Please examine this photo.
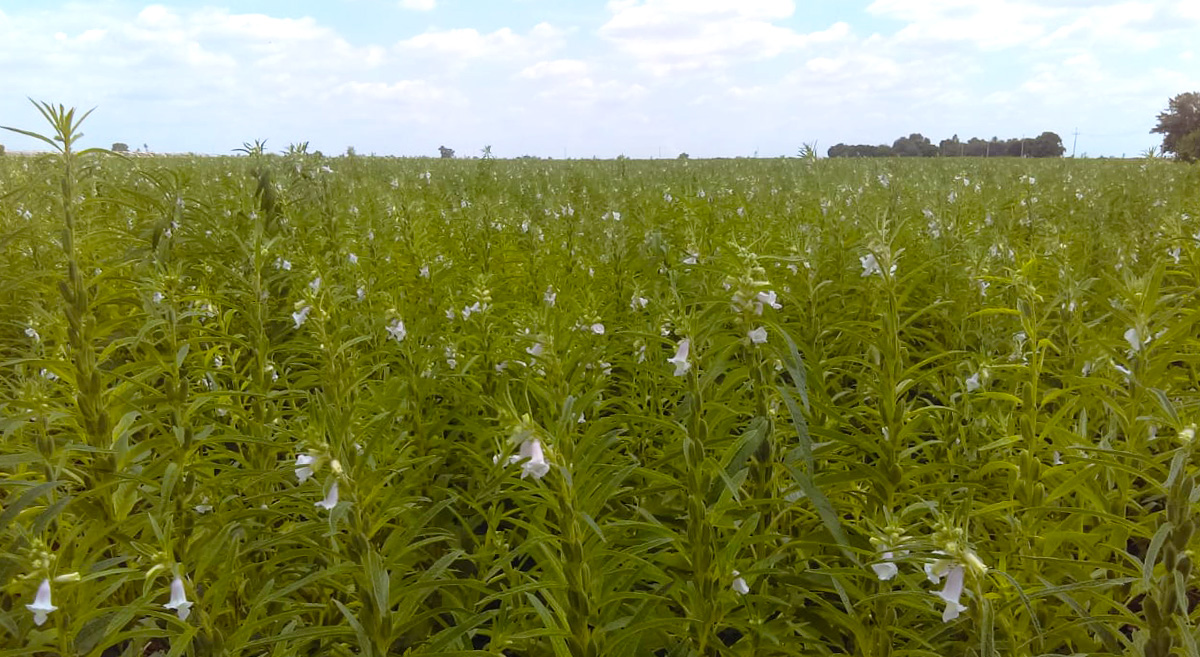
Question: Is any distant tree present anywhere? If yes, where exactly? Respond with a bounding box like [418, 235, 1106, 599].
[939, 135, 963, 156]
[1177, 131, 1200, 163]
[1027, 131, 1065, 157]
[677, 152, 689, 160]
[891, 133, 937, 157]
[1152, 92, 1200, 161]
[481, 145, 493, 159]
[963, 138, 988, 157]
[438, 145, 455, 159]
[0, 144, 5, 156]
[345, 146, 356, 157]
[111, 142, 129, 153]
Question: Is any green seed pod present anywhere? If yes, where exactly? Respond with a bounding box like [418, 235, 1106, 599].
[1175, 552, 1192, 579]
[1144, 595, 1161, 625]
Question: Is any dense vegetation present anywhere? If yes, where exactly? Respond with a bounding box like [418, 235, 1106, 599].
[3, 107, 1200, 656]
[828, 132, 1066, 158]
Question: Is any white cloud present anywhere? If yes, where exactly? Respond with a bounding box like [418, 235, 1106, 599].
[519, 59, 589, 79]
[400, 0, 437, 10]
[600, 0, 849, 75]
[868, 0, 1200, 52]
[867, 0, 1055, 49]
[397, 23, 565, 61]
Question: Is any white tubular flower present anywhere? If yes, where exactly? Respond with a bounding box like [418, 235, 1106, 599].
[590, 323, 605, 335]
[292, 305, 312, 329]
[386, 318, 407, 342]
[748, 327, 768, 345]
[755, 290, 781, 312]
[506, 438, 550, 480]
[731, 570, 750, 595]
[965, 372, 981, 393]
[871, 553, 899, 581]
[164, 576, 192, 621]
[315, 481, 339, 510]
[27, 578, 57, 626]
[668, 339, 691, 376]
[1124, 327, 1143, 352]
[860, 253, 881, 277]
[934, 563, 968, 622]
[544, 286, 557, 307]
[295, 454, 315, 484]
[518, 438, 551, 479]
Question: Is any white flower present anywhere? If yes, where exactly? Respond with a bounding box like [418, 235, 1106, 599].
[860, 253, 893, 277]
[315, 481, 339, 510]
[925, 551, 983, 623]
[24, 327, 40, 341]
[683, 251, 698, 265]
[292, 305, 312, 329]
[420, 265, 430, 278]
[1124, 327, 1143, 352]
[748, 327, 768, 345]
[309, 277, 321, 293]
[348, 253, 358, 265]
[731, 570, 750, 595]
[386, 318, 407, 342]
[755, 290, 781, 312]
[631, 295, 649, 310]
[357, 287, 366, 302]
[590, 323, 605, 335]
[526, 342, 544, 358]
[510, 438, 550, 479]
[164, 576, 192, 621]
[152, 291, 164, 304]
[276, 258, 292, 271]
[668, 339, 691, 376]
[27, 578, 57, 626]
[871, 553, 899, 581]
[932, 562, 968, 622]
[965, 372, 981, 393]
[295, 454, 315, 483]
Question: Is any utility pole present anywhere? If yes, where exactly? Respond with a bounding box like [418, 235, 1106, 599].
[1071, 128, 1079, 158]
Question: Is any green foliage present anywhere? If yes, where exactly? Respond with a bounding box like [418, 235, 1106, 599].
[1152, 92, 1200, 161]
[831, 132, 1066, 158]
[111, 142, 129, 153]
[3, 105, 1200, 656]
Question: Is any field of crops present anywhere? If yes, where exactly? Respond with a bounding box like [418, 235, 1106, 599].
[3, 109, 1200, 657]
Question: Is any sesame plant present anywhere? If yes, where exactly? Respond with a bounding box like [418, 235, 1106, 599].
[3, 104, 1200, 656]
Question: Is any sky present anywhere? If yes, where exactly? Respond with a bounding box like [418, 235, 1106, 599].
[0, 0, 1196, 158]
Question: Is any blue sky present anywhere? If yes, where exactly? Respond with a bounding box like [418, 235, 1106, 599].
[0, 0, 1196, 158]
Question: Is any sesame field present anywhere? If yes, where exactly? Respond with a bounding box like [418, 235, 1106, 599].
[4, 111, 1200, 657]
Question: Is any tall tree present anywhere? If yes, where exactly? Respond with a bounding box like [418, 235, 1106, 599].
[1027, 132, 1065, 158]
[1151, 92, 1200, 161]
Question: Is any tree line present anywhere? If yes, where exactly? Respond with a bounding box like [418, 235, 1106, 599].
[828, 132, 1066, 158]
